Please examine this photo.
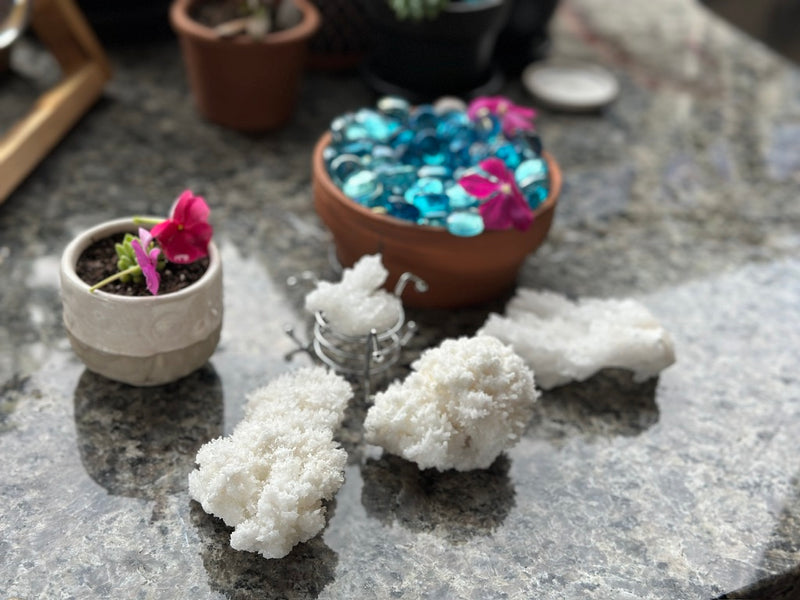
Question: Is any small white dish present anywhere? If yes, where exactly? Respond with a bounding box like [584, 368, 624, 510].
[522, 61, 619, 111]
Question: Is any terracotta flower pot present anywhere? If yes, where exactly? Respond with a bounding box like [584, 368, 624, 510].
[170, 0, 321, 131]
[60, 218, 224, 386]
[312, 132, 562, 309]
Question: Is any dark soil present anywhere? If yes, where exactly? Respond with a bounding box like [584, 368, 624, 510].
[189, 0, 299, 33]
[76, 234, 209, 297]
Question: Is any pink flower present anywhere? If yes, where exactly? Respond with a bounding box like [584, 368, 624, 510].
[458, 158, 533, 232]
[131, 227, 161, 295]
[151, 190, 213, 264]
[467, 96, 536, 137]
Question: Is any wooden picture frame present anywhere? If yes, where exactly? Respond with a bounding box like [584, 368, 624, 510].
[0, 0, 112, 203]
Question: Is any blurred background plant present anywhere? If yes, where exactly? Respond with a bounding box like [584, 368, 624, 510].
[386, 0, 450, 20]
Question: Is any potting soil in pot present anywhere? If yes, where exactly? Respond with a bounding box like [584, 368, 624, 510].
[76, 233, 209, 296]
[323, 96, 551, 237]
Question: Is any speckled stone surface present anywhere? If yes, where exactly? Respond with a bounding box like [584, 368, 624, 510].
[2, 0, 800, 597]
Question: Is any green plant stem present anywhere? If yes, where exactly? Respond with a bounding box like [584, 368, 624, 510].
[89, 265, 141, 293]
[132, 217, 162, 225]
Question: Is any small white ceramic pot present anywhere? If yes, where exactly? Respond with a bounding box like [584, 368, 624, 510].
[60, 218, 223, 386]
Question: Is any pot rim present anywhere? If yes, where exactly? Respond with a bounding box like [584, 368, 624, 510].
[312, 131, 562, 239]
[430, 0, 506, 14]
[61, 217, 222, 304]
[170, 0, 321, 46]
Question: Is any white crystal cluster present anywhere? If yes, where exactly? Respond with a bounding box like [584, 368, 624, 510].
[305, 254, 402, 337]
[479, 289, 676, 389]
[364, 335, 538, 471]
[188, 367, 352, 559]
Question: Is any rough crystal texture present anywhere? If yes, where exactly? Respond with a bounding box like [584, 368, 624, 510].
[187, 367, 352, 559]
[479, 289, 676, 389]
[364, 336, 538, 471]
[305, 254, 402, 336]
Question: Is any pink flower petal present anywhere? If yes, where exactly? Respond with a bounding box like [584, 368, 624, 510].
[151, 194, 213, 264]
[172, 190, 210, 228]
[479, 158, 513, 184]
[138, 227, 153, 248]
[131, 238, 161, 295]
[467, 97, 496, 120]
[150, 219, 173, 240]
[507, 191, 534, 231]
[479, 196, 514, 230]
[157, 231, 207, 264]
[458, 173, 499, 198]
[468, 96, 537, 136]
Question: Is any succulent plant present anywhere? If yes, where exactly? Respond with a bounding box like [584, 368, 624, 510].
[387, 0, 451, 20]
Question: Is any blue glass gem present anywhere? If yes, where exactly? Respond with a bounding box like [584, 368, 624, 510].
[515, 158, 548, 187]
[322, 145, 338, 165]
[412, 192, 449, 217]
[356, 108, 398, 143]
[433, 96, 467, 115]
[389, 128, 414, 149]
[408, 104, 438, 131]
[329, 154, 362, 184]
[521, 182, 550, 209]
[377, 96, 411, 121]
[523, 132, 543, 156]
[376, 164, 416, 191]
[372, 145, 396, 161]
[473, 113, 502, 141]
[445, 184, 477, 210]
[404, 176, 444, 203]
[387, 198, 421, 223]
[436, 110, 471, 140]
[411, 129, 446, 166]
[342, 170, 383, 206]
[447, 139, 472, 168]
[469, 142, 491, 163]
[329, 114, 352, 144]
[419, 216, 447, 228]
[417, 165, 452, 179]
[494, 143, 523, 169]
[340, 140, 375, 156]
[446, 211, 485, 237]
[331, 114, 371, 142]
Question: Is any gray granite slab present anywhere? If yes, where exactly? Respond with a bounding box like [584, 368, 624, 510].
[2, 0, 800, 597]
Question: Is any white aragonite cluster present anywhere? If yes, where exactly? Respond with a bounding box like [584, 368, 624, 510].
[364, 335, 538, 472]
[479, 289, 676, 390]
[188, 367, 352, 559]
[305, 254, 402, 337]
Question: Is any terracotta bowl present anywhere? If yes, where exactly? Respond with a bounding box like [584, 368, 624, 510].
[312, 132, 562, 309]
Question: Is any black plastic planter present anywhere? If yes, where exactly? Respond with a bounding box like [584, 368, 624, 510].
[495, 0, 560, 74]
[363, 0, 511, 102]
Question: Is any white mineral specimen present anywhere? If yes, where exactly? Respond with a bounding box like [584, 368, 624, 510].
[304, 254, 402, 337]
[364, 335, 538, 472]
[479, 289, 676, 389]
[188, 367, 352, 559]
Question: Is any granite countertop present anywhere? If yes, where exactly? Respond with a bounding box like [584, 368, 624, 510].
[2, 0, 800, 598]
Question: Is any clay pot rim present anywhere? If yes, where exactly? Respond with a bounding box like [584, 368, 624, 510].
[169, 0, 321, 46]
[61, 217, 222, 304]
[312, 131, 562, 239]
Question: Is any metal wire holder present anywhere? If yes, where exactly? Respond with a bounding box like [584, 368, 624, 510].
[285, 271, 428, 399]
